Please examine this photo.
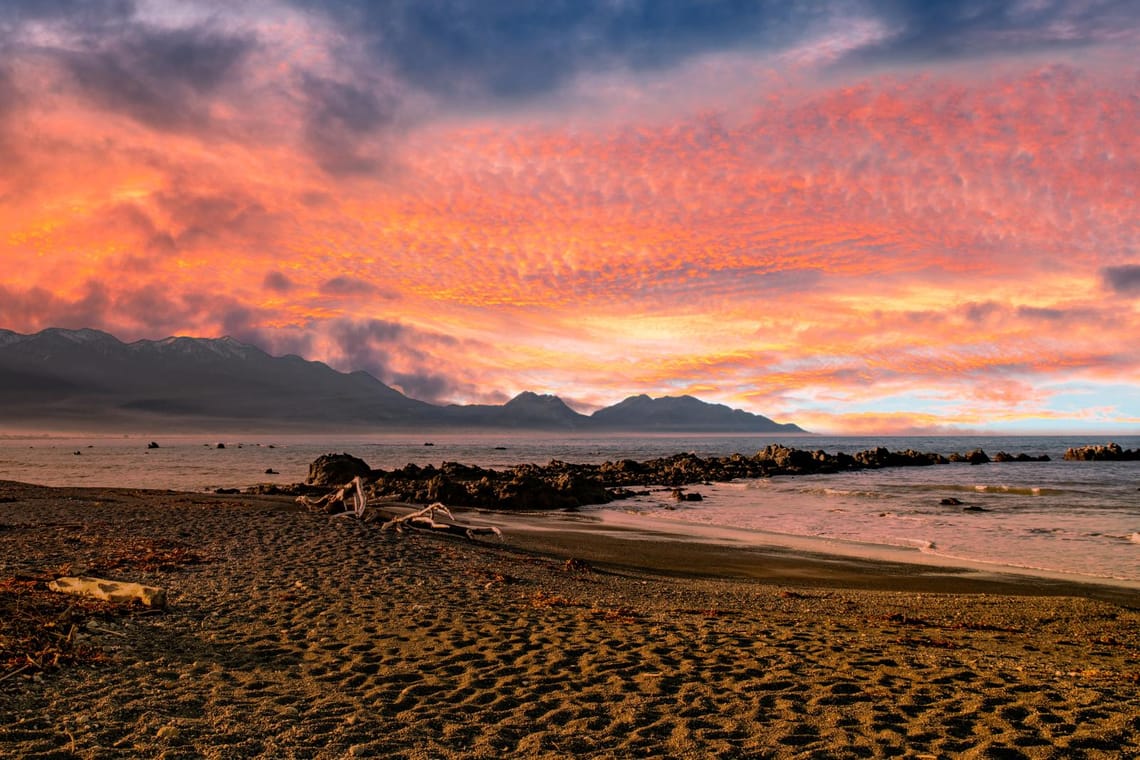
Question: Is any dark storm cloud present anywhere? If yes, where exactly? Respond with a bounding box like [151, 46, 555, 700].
[300, 73, 398, 174]
[329, 318, 405, 348]
[962, 301, 1001, 323]
[152, 191, 278, 250]
[0, 281, 110, 330]
[1015, 305, 1066, 321]
[291, 0, 827, 100]
[0, 66, 16, 162]
[320, 276, 376, 296]
[0, 0, 135, 34]
[263, 271, 296, 293]
[844, 0, 1139, 64]
[1101, 265, 1140, 296]
[288, 1, 1136, 104]
[61, 24, 255, 131]
[0, 1, 254, 131]
[0, 279, 277, 343]
[324, 318, 405, 379]
[388, 370, 462, 404]
[0, 65, 15, 114]
[320, 318, 467, 402]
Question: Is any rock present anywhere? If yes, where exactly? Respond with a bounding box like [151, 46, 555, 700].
[425, 474, 470, 504]
[563, 558, 593, 573]
[301, 444, 1066, 512]
[156, 725, 181, 742]
[307, 452, 372, 486]
[216, 443, 225, 449]
[993, 451, 1051, 463]
[1064, 443, 1140, 461]
[940, 497, 963, 506]
[264, 468, 279, 475]
[243, 483, 310, 496]
[147, 441, 160, 449]
[756, 444, 816, 472]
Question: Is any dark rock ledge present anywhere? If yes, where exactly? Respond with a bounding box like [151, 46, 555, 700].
[251, 444, 1060, 510]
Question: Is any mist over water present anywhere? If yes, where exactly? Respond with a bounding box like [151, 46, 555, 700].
[1, 433, 1137, 583]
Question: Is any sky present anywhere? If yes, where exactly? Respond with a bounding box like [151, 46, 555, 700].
[0, 0, 1137, 434]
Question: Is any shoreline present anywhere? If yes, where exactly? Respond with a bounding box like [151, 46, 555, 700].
[452, 505, 1140, 606]
[4, 478, 1139, 601]
[3, 481, 1139, 758]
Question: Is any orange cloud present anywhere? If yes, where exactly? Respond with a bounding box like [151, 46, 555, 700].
[0, 18, 1136, 431]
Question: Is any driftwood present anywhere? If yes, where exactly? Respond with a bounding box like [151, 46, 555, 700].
[48, 576, 167, 608]
[298, 476, 367, 517]
[381, 503, 503, 540]
[299, 478, 503, 541]
[381, 502, 455, 532]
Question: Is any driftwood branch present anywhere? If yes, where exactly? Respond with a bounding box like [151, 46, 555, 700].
[378, 502, 501, 539]
[301, 480, 503, 540]
[381, 502, 455, 533]
[381, 502, 503, 539]
[297, 476, 367, 517]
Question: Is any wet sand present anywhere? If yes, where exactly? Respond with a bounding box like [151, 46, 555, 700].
[2, 481, 1138, 758]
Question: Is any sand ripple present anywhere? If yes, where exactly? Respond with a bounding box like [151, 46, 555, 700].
[1, 484, 1138, 758]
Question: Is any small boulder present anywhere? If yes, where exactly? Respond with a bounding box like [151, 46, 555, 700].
[156, 724, 181, 742]
[965, 449, 990, 465]
[307, 453, 372, 487]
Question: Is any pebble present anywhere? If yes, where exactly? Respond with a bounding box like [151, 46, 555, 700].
[156, 724, 181, 742]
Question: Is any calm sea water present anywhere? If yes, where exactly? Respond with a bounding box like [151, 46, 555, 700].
[1, 433, 1137, 584]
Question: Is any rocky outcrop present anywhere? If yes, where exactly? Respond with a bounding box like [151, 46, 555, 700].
[306, 453, 373, 486]
[992, 451, 1051, 462]
[948, 449, 991, 465]
[1063, 443, 1140, 461]
[296, 444, 1061, 510]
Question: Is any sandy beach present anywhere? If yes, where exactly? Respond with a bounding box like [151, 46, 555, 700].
[2, 480, 1138, 759]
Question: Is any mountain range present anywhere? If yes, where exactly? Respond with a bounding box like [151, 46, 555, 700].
[0, 328, 806, 434]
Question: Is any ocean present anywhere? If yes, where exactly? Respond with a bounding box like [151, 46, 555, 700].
[2, 433, 1137, 585]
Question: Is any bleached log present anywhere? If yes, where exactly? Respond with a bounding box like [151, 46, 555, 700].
[48, 576, 167, 608]
[381, 502, 454, 532]
[380, 503, 503, 540]
[332, 476, 367, 518]
[298, 476, 367, 517]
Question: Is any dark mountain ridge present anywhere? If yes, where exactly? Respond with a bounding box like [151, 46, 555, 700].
[590, 393, 799, 432]
[0, 328, 806, 433]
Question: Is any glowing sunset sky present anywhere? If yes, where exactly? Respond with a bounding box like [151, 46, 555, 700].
[1, 1, 1137, 433]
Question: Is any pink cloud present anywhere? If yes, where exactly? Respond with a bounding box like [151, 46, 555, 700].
[0, 10, 1136, 432]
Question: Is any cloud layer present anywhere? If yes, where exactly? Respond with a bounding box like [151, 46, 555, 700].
[0, 0, 1137, 432]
